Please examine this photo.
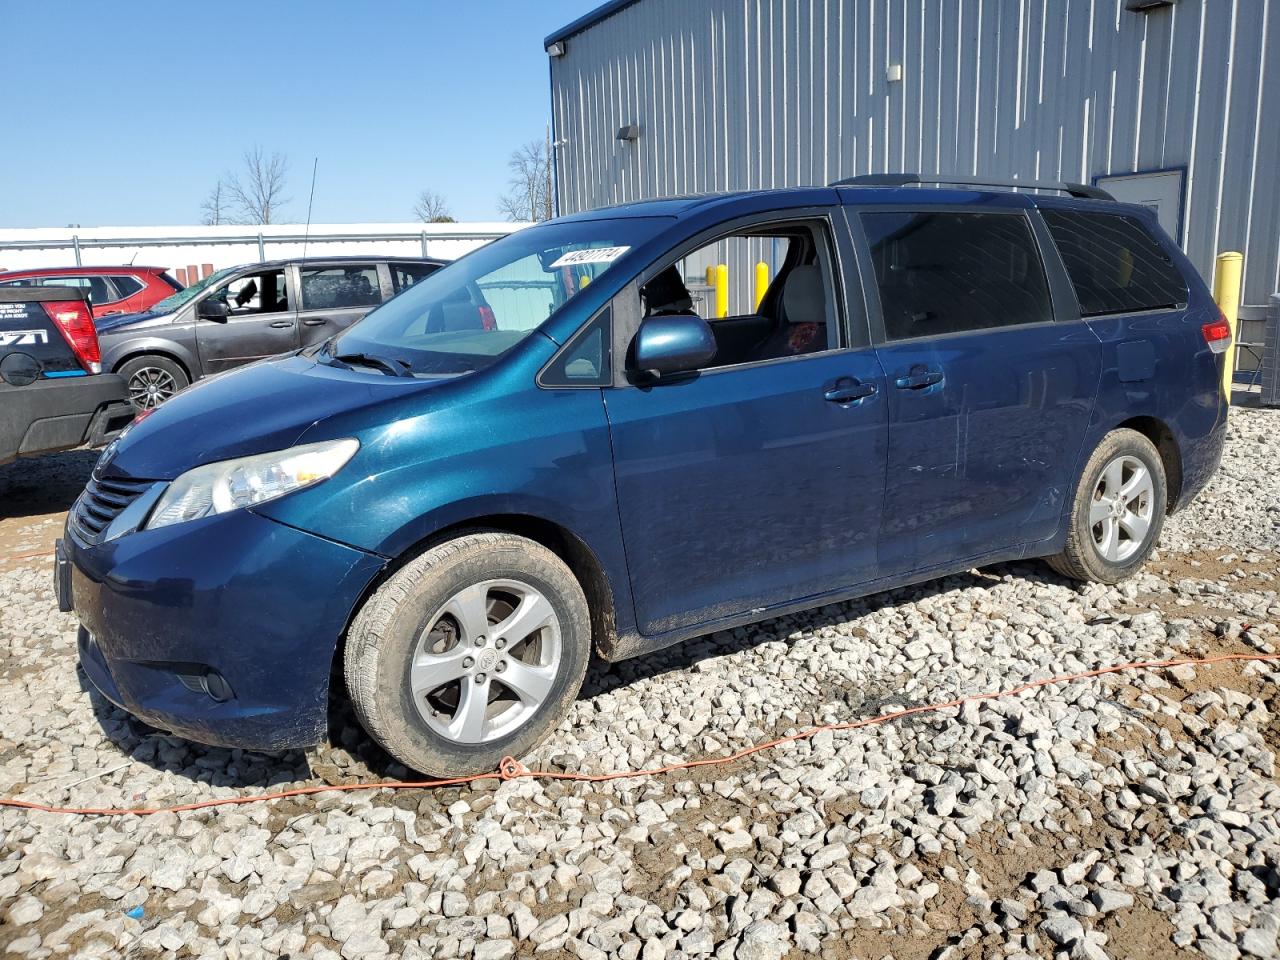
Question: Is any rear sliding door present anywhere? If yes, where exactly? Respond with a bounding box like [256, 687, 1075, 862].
[851, 205, 1102, 576]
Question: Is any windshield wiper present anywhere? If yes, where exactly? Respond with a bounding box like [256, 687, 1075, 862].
[332, 352, 414, 378]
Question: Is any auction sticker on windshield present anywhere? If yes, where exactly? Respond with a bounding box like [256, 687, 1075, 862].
[549, 246, 630, 268]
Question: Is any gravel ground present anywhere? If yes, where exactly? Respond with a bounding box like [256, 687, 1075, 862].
[1, 408, 1278, 960]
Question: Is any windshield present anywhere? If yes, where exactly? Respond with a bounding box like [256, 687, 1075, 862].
[147, 267, 237, 314]
[329, 218, 666, 375]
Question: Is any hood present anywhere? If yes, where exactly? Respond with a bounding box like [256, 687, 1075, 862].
[95, 309, 168, 333]
[100, 353, 457, 481]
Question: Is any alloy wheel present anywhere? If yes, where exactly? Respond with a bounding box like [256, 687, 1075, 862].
[410, 579, 562, 744]
[1089, 454, 1155, 563]
[127, 367, 178, 410]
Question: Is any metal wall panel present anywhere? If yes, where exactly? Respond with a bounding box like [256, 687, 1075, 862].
[550, 0, 1279, 304]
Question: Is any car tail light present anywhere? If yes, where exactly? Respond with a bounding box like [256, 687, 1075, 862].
[479, 305, 497, 332]
[1202, 315, 1232, 354]
[42, 300, 102, 373]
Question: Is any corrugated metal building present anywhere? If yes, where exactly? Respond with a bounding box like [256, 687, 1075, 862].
[546, 0, 1279, 322]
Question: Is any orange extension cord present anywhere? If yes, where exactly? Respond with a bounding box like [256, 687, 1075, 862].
[1, 651, 1276, 818]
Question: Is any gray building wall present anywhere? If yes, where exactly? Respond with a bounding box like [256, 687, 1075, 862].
[549, 0, 1279, 306]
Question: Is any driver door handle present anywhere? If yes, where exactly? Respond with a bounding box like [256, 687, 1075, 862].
[269, 320, 293, 329]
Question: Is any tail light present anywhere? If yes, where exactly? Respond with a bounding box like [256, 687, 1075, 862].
[1202, 314, 1232, 355]
[42, 300, 102, 373]
[478, 306, 497, 332]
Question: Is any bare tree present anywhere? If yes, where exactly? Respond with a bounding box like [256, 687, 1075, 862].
[497, 140, 551, 222]
[225, 147, 290, 225]
[200, 180, 229, 226]
[413, 190, 455, 223]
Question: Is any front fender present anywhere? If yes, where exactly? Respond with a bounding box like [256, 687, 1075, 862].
[255, 379, 638, 636]
[103, 332, 199, 380]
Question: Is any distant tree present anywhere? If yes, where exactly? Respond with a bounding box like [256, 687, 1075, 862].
[225, 147, 290, 224]
[497, 140, 552, 222]
[200, 180, 228, 225]
[413, 190, 455, 223]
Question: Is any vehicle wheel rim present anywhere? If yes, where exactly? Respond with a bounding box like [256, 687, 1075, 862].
[1089, 454, 1155, 564]
[127, 367, 178, 409]
[410, 578, 562, 745]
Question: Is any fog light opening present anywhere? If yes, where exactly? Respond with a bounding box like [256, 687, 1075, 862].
[176, 669, 234, 703]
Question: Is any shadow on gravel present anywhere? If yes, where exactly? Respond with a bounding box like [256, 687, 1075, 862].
[580, 559, 1064, 700]
[0, 450, 97, 519]
[81, 666, 317, 792]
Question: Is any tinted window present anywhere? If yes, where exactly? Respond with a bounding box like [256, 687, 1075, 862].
[110, 275, 144, 298]
[36, 276, 117, 304]
[391, 263, 441, 292]
[301, 265, 382, 310]
[542, 309, 611, 386]
[863, 211, 1054, 341]
[1041, 210, 1188, 316]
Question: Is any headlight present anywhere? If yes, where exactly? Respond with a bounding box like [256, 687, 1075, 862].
[145, 438, 359, 530]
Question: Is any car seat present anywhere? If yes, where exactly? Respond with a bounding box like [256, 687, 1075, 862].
[752, 264, 828, 359]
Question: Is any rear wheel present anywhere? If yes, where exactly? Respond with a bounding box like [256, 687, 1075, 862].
[344, 532, 591, 776]
[118, 355, 189, 411]
[1047, 428, 1166, 583]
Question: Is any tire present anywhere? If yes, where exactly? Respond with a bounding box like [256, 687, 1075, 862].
[1047, 428, 1167, 583]
[344, 532, 591, 776]
[117, 355, 189, 411]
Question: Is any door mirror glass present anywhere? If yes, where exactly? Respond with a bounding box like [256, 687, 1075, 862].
[632, 313, 717, 378]
[197, 298, 229, 322]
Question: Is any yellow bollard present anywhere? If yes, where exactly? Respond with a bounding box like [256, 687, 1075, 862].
[1212, 251, 1243, 398]
[714, 264, 729, 319]
[705, 265, 716, 288]
[579, 273, 591, 289]
[755, 262, 769, 309]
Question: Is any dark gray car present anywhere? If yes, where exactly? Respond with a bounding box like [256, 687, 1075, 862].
[97, 256, 446, 410]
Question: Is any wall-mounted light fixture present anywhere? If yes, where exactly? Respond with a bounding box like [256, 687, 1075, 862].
[547, 40, 566, 57]
[617, 124, 642, 142]
[1124, 0, 1175, 11]
[886, 64, 903, 83]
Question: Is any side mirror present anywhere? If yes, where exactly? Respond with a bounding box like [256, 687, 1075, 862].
[197, 298, 229, 322]
[632, 313, 717, 379]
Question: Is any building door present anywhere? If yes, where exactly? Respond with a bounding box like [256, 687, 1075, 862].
[1095, 169, 1185, 242]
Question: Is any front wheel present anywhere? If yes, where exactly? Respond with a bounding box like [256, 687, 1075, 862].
[1047, 428, 1167, 583]
[344, 532, 591, 776]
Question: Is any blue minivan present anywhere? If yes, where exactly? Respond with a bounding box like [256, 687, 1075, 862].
[58, 176, 1230, 775]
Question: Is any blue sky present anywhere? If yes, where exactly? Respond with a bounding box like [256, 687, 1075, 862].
[0, 0, 600, 227]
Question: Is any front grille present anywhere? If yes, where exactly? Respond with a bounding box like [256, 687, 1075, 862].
[70, 475, 153, 543]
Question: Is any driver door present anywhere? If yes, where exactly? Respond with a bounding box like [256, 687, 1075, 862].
[602, 210, 888, 636]
[196, 268, 299, 374]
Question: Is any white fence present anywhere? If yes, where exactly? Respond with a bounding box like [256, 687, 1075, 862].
[0, 222, 525, 280]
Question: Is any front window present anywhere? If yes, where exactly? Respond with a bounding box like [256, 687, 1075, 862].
[330, 218, 666, 375]
[148, 267, 237, 314]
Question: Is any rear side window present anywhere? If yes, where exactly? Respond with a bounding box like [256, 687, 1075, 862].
[110, 275, 144, 298]
[391, 263, 441, 292]
[300, 265, 382, 310]
[1041, 210, 1188, 317]
[862, 211, 1054, 341]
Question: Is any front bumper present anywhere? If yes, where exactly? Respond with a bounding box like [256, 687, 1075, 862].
[64, 508, 385, 751]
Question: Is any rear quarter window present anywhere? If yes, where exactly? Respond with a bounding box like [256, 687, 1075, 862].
[1041, 210, 1188, 316]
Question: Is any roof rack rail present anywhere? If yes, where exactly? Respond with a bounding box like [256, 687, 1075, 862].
[832, 173, 1115, 202]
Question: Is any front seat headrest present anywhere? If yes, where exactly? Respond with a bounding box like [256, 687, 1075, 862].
[781, 264, 825, 325]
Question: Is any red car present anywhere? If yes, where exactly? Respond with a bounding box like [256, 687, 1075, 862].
[0, 266, 181, 318]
